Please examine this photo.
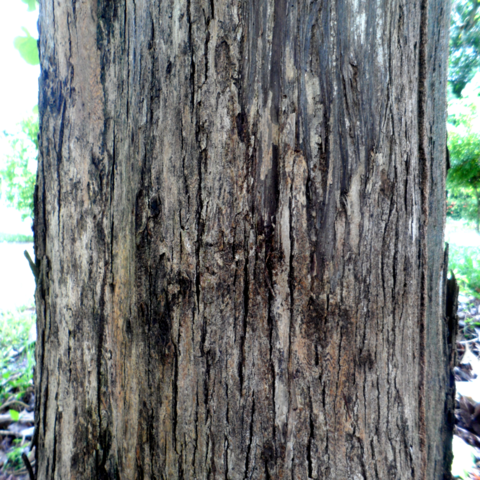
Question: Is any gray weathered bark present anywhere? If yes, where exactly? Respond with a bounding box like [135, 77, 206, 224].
[34, 0, 453, 478]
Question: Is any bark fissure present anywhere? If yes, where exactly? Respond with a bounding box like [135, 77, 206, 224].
[418, 0, 431, 476]
[243, 395, 255, 480]
[173, 335, 179, 454]
[307, 387, 314, 478]
[240, 227, 249, 393]
[54, 99, 66, 231]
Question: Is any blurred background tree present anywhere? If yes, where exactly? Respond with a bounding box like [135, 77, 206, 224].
[1, 112, 38, 220]
[446, 2, 480, 298]
[447, 78, 480, 230]
[449, 0, 480, 97]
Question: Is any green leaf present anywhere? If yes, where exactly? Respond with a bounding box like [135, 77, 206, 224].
[9, 409, 20, 422]
[13, 28, 39, 66]
[21, 0, 37, 12]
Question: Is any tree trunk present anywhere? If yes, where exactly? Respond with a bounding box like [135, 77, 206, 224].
[34, 0, 453, 478]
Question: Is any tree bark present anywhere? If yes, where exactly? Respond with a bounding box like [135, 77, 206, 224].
[34, 0, 453, 478]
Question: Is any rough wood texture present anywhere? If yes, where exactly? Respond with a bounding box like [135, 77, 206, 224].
[34, 0, 453, 478]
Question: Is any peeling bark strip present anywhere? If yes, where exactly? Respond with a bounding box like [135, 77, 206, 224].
[34, 0, 452, 478]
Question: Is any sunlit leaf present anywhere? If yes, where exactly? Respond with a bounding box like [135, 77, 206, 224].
[13, 28, 39, 66]
[21, 0, 37, 11]
[452, 435, 477, 479]
[9, 409, 20, 422]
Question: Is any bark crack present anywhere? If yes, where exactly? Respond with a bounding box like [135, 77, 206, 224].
[192, 386, 199, 476]
[266, 249, 276, 471]
[224, 382, 229, 480]
[173, 341, 179, 454]
[243, 394, 255, 480]
[307, 387, 314, 478]
[417, 0, 430, 476]
[55, 99, 67, 233]
[240, 226, 249, 393]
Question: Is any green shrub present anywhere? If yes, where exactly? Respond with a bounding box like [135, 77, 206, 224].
[449, 244, 480, 297]
[447, 188, 479, 222]
[447, 75, 480, 230]
[0, 115, 38, 221]
[0, 233, 33, 243]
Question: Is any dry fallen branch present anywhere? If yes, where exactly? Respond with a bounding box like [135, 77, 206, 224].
[22, 451, 35, 480]
[0, 429, 33, 438]
[0, 400, 30, 412]
[0, 412, 34, 426]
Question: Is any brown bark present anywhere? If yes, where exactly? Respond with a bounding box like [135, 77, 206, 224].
[34, 0, 453, 478]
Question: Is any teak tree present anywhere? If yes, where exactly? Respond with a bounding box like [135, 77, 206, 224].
[34, 0, 454, 478]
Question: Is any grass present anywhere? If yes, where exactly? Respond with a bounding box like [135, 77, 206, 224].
[0, 304, 35, 349]
[4, 440, 26, 471]
[0, 232, 33, 243]
[0, 305, 35, 476]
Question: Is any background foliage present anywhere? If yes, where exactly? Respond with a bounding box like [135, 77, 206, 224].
[1, 113, 38, 220]
[1, 0, 39, 224]
[449, 0, 480, 97]
[447, 77, 480, 230]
